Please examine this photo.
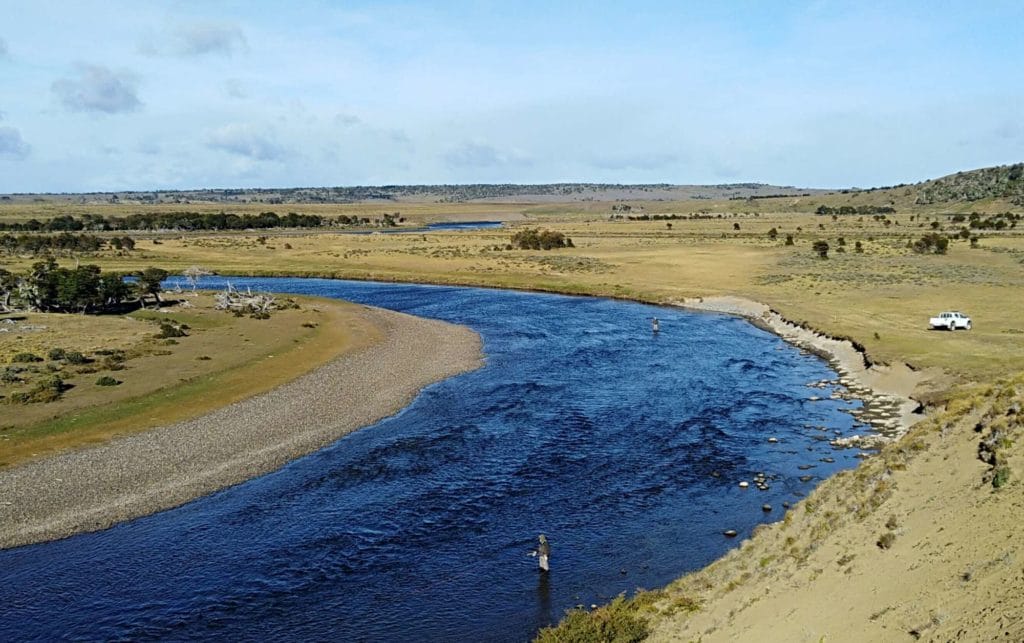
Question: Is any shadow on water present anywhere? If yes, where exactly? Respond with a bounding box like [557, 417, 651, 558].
[0, 279, 868, 642]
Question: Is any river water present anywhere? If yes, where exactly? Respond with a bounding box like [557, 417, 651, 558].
[0, 279, 865, 642]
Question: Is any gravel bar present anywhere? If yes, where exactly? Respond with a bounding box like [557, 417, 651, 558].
[0, 305, 483, 549]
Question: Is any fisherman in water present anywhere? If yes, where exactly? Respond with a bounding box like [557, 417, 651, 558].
[652, 317, 660, 333]
[529, 534, 550, 572]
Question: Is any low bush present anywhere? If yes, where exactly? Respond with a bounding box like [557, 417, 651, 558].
[535, 593, 657, 643]
[48, 348, 67, 361]
[6, 375, 65, 404]
[877, 531, 896, 549]
[11, 352, 42, 363]
[157, 322, 188, 338]
[66, 351, 89, 365]
[95, 376, 120, 386]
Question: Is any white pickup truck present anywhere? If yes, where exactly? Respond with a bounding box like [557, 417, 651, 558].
[929, 311, 972, 331]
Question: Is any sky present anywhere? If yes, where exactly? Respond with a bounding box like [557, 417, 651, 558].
[0, 1, 1022, 192]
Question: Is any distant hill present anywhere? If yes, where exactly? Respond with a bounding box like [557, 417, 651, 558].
[1, 163, 1021, 209]
[0, 183, 829, 206]
[914, 163, 1024, 205]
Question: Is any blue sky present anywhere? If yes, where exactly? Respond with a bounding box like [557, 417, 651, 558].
[0, 1, 1021, 192]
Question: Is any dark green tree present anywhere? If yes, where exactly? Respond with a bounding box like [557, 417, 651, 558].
[136, 267, 169, 307]
[812, 240, 830, 259]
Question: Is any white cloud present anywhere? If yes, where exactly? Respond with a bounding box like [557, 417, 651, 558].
[223, 78, 249, 99]
[590, 153, 680, 172]
[142, 22, 247, 57]
[0, 126, 30, 159]
[52, 64, 141, 114]
[207, 123, 287, 161]
[445, 141, 531, 168]
[334, 112, 362, 127]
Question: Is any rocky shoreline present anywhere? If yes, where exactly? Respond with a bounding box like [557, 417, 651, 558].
[676, 295, 927, 443]
[0, 305, 483, 550]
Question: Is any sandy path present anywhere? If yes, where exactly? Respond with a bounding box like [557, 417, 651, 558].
[0, 305, 482, 550]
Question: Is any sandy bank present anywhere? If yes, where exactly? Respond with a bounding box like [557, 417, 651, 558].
[677, 295, 930, 436]
[0, 305, 482, 550]
[645, 374, 1024, 643]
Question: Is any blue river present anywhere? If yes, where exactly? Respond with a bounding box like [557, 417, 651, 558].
[0, 279, 864, 642]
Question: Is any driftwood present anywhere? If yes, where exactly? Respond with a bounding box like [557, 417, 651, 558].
[214, 283, 277, 314]
[182, 266, 214, 292]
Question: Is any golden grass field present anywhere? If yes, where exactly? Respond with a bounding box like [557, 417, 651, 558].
[4, 205, 1019, 381]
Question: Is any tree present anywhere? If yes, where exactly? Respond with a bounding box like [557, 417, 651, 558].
[912, 233, 950, 255]
[812, 240, 830, 259]
[767, 227, 778, 240]
[54, 265, 102, 313]
[22, 258, 59, 311]
[98, 272, 131, 306]
[785, 234, 794, 246]
[733, 222, 741, 231]
[136, 267, 169, 307]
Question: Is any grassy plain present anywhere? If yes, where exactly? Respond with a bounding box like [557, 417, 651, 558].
[1, 294, 381, 467]
[4, 206, 1019, 381]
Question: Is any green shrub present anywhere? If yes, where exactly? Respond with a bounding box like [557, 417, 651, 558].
[7, 376, 65, 404]
[511, 228, 574, 250]
[66, 351, 89, 365]
[993, 466, 1010, 489]
[11, 353, 43, 363]
[48, 348, 67, 361]
[1, 367, 23, 384]
[95, 376, 120, 387]
[534, 591, 662, 643]
[157, 322, 187, 338]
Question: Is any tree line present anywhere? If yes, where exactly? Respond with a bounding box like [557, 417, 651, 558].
[0, 260, 167, 314]
[0, 233, 135, 256]
[815, 205, 896, 215]
[0, 211, 411, 233]
[0, 211, 326, 233]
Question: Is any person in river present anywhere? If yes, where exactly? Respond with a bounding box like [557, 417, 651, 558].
[652, 317, 660, 334]
[529, 534, 550, 572]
